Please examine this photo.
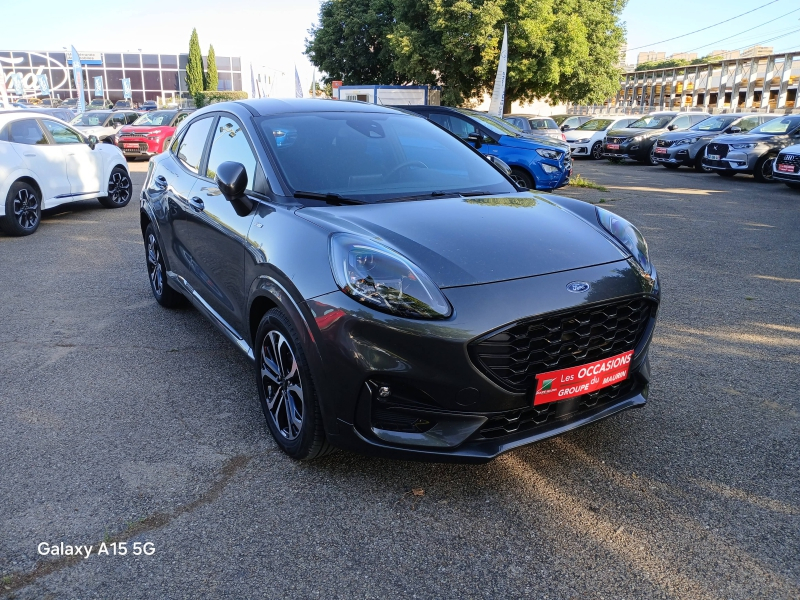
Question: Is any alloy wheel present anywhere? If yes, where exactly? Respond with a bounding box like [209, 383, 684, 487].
[592, 142, 602, 159]
[261, 331, 304, 440]
[13, 187, 39, 230]
[761, 157, 775, 181]
[108, 170, 132, 205]
[146, 233, 164, 297]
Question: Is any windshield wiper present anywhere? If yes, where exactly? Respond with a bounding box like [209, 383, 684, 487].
[293, 191, 364, 205]
[459, 190, 494, 197]
[377, 190, 496, 203]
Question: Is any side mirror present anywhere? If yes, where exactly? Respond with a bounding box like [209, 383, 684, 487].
[88, 135, 98, 149]
[728, 126, 741, 134]
[561, 125, 570, 131]
[466, 132, 483, 149]
[215, 161, 253, 216]
[486, 154, 512, 177]
[667, 124, 677, 131]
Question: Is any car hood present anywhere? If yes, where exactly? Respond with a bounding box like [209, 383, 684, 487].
[75, 125, 110, 134]
[297, 193, 627, 288]
[499, 135, 569, 152]
[564, 130, 600, 141]
[119, 125, 170, 134]
[710, 133, 780, 145]
[657, 130, 719, 141]
[607, 127, 663, 139]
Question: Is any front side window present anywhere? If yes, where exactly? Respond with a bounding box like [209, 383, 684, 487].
[42, 120, 83, 144]
[9, 119, 48, 145]
[206, 116, 257, 188]
[257, 112, 514, 203]
[670, 115, 692, 130]
[692, 116, 736, 132]
[428, 113, 478, 139]
[736, 116, 760, 132]
[504, 117, 527, 130]
[71, 112, 107, 127]
[176, 117, 213, 173]
[577, 119, 613, 131]
[172, 113, 189, 127]
[125, 112, 139, 125]
[629, 115, 674, 129]
[751, 116, 800, 134]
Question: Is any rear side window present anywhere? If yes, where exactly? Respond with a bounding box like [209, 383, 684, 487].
[206, 115, 257, 189]
[9, 119, 48, 145]
[176, 117, 213, 173]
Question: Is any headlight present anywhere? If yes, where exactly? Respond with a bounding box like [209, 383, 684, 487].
[631, 135, 644, 142]
[596, 207, 652, 275]
[573, 138, 591, 144]
[329, 233, 451, 319]
[674, 137, 699, 145]
[147, 129, 163, 136]
[535, 148, 562, 160]
[730, 143, 756, 149]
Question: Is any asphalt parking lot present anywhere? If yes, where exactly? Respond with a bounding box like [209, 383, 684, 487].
[1, 158, 798, 599]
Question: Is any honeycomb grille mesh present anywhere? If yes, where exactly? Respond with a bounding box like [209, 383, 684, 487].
[470, 297, 655, 392]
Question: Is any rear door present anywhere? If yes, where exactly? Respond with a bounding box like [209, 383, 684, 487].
[7, 118, 70, 203]
[40, 119, 103, 196]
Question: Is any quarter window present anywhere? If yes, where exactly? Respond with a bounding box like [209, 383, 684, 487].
[176, 117, 213, 173]
[41, 120, 83, 144]
[206, 116, 257, 188]
[9, 119, 49, 145]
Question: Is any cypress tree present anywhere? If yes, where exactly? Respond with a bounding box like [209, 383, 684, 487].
[186, 28, 204, 96]
[205, 45, 219, 91]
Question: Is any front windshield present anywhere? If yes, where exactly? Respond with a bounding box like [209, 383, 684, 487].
[751, 116, 800, 134]
[691, 116, 736, 132]
[550, 115, 569, 126]
[71, 112, 109, 126]
[466, 112, 524, 137]
[257, 112, 515, 203]
[628, 115, 674, 129]
[577, 119, 613, 131]
[133, 111, 175, 126]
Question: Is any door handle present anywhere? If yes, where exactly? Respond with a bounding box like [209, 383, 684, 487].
[153, 175, 168, 189]
[24, 153, 36, 157]
[188, 196, 205, 211]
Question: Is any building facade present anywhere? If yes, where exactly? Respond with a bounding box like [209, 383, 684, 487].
[1, 50, 244, 105]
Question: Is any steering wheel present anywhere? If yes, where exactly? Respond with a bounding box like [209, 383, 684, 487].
[385, 161, 429, 181]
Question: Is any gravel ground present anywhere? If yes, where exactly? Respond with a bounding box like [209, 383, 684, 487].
[1, 158, 798, 599]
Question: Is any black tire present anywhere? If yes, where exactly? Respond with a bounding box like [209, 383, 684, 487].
[695, 150, 713, 173]
[643, 147, 659, 166]
[663, 163, 679, 170]
[255, 308, 334, 460]
[99, 166, 133, 208]
[717, 172, 736, 178]
[590, 141, 602, 160]
[0, 180, 41, 236]
[753, 153, 776, 183]
[144, 223, 185, 308]
[510, 167, 534, 189]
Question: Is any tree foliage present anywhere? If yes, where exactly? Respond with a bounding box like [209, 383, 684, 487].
[305, 0, 628, 106]
[635, 54, 724, 72]
[186, 28, 205, 96]
[205, 45, 219, 91]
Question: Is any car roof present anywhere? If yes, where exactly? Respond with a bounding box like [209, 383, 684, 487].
[239, 98, 400, 117]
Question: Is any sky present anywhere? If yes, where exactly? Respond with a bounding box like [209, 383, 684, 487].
[0, 0, 798, 96]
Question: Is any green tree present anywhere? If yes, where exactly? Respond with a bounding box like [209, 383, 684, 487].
[186, 28, 204, 96]
[305, 0, 404, 84]
[205, 45, 219, 91]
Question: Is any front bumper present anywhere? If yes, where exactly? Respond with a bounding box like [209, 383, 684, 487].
[653, 143, 699, 166]
[602, 140, 649, 161]
[304, 259, 659, 462]
[117, 137, 163, 157]
[773, 169, 800, 185]
[569, 142, 592, 157]
[702, 148, 759, 173]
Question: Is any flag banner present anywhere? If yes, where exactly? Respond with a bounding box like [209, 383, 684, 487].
[12, 72, 24, 96]
[250, 63, 257, 99]
[0, 62, 9, 105]
[487, 24, 508, 118]
[71, 46, 86, 113]
[295, 67, 303, 98]
[122, 78, 132, 99]
[94, 76, 103, 97]
[311, 69, 316, 98]
[38, 74, 50, 96]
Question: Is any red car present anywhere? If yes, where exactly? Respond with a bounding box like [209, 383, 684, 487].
[116, 109, 193, 159]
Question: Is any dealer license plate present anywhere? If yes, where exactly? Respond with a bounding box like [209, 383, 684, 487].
[533, 350, 634, 406]
[777, 163, 795, 173]
[123, 143, 139, 149]
[655, 147, 667, 154]
[707, 154, 720, 161]
[606, 143, 619, 150]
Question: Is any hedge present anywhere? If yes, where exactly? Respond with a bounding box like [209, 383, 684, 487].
[193, 91, 248, 108]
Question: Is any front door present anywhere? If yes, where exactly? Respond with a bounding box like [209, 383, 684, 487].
[7, 118, 70, 204]
[40, 119, 103, 196]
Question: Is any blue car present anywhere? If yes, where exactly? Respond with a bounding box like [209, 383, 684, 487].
[400, 106, 571, 190]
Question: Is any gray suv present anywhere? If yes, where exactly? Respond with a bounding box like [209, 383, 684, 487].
[603, 112, 710, 165]
[703, 115, 800, 182]
[653, 114, 774, 172]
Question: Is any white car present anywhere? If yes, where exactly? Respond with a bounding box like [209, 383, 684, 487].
[0, 112, 131, 236]
[70, 110, 139, 143]
[564, 116, 639, 160]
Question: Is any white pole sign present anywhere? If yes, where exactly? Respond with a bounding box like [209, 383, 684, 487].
[488, 24, 509, 118]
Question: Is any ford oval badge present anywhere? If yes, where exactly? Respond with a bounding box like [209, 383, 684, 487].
[566, 281, 590, 293]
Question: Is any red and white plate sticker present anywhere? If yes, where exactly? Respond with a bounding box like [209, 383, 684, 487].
[606, 143, 620, 150]
[534, 350, 634, 406]
[777, 163, 795, 173]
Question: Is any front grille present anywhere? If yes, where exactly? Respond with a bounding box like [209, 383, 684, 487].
[606, 137, 626, 145]
[119, 132, 148, 138]
[707, 143, 728, 158]
[777, 152, 800, 172]
[472, 378, 639, 440]
[119, 142, 149, 153]
[657, 139, 674, 147]
[470, 297, 656, 392]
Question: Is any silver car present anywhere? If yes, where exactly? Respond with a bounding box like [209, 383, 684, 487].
[653, 114, 773, 172]
[503, 115, 565, 141]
